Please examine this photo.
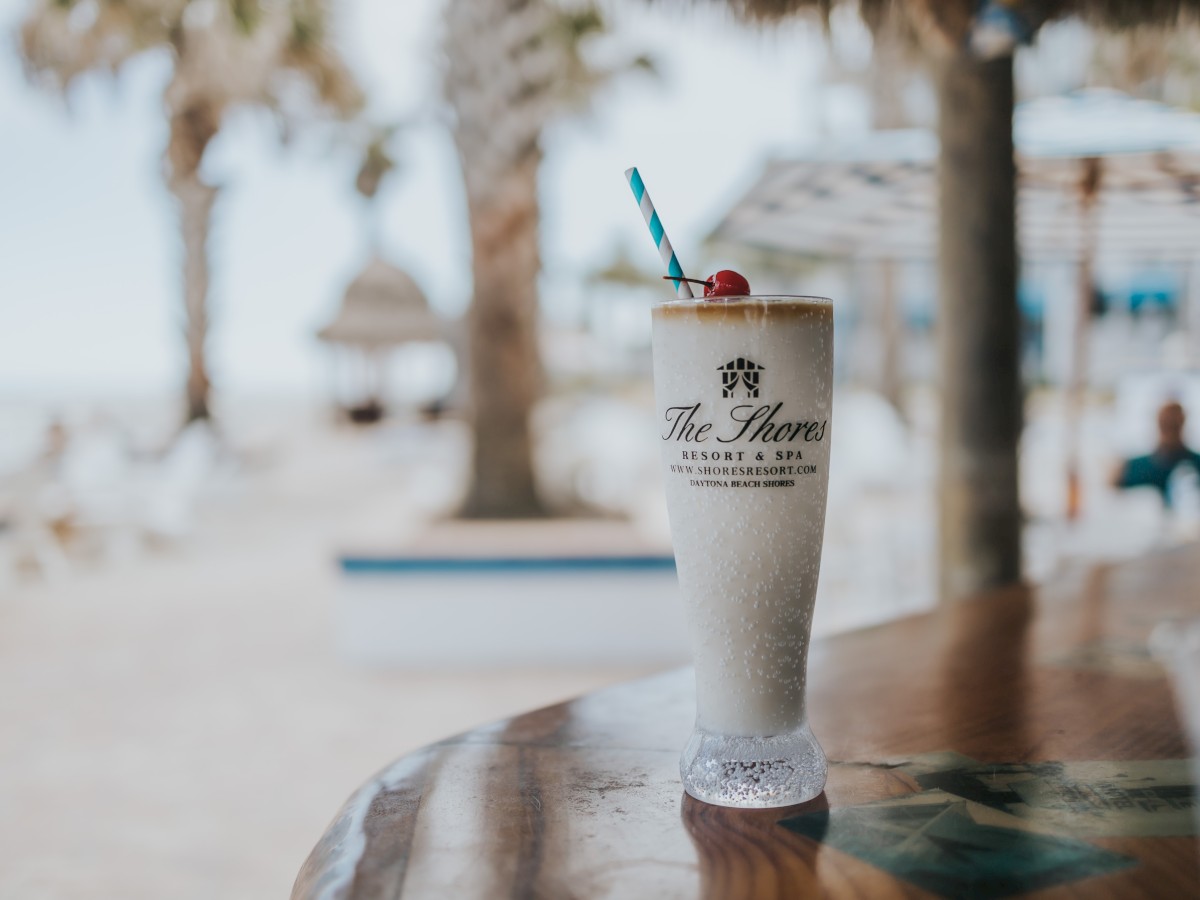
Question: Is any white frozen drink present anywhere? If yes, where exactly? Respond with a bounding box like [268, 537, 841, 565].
[652, 294, 833, 806]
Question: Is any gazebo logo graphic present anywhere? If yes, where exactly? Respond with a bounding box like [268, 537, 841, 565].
[718, 357, 764, 398]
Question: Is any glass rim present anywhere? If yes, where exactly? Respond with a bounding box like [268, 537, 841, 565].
[652, 294, 833, 309]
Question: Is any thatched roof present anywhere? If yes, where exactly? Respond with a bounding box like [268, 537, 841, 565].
[698, 1, 1200, 44]
[317, 258, 444, 348]
[713, 1, 1200, 23]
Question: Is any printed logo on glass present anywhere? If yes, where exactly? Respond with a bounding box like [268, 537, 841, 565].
[719, 357, 764, 398]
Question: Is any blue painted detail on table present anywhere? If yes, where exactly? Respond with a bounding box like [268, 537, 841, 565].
[338, 555, 677, 575]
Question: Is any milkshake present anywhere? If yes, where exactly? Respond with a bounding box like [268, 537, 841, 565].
[652, 293, 833, 807]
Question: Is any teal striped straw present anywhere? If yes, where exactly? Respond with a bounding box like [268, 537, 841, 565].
[625, 167, 694, 300]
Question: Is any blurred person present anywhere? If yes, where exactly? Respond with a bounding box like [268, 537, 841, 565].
[0, 418, 74, 578]
[36, 417, 73, 545]
[1112, 401, 1200, 507]
[40, 418, 68, 467]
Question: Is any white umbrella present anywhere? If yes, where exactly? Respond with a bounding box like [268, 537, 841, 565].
[713, 91, 1200, 263]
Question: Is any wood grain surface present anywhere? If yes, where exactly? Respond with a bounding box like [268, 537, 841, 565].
[294, 546, 1200, 899]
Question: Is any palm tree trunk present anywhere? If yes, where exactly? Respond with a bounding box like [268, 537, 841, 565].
[461, 153, 546, 518]
[170, 173, 218, 424]
[935, 52, 1022, 601]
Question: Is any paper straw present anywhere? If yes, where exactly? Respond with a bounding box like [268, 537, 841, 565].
[625, 167, 693, 299]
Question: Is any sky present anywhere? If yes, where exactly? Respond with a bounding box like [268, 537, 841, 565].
[0, 0, 829, 398]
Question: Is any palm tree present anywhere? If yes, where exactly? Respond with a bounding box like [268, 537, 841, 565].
[442, 0, 653, 519]
[693, 0, 1200, 600]
[20, 0, 362, 423]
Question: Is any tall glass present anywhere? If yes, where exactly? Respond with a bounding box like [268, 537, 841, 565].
[651, 295, 833, 808]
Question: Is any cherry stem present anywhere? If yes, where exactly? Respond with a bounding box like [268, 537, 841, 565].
[662, 276, 714, 287]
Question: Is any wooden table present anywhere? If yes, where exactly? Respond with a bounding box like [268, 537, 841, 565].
[293, 546, 1200, 899]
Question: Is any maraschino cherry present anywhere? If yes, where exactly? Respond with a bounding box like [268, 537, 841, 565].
[703, 269, 750, 298]
[663, 269, 751, 299]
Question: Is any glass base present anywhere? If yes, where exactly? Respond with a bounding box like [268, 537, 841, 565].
[680, 722, 827, 808]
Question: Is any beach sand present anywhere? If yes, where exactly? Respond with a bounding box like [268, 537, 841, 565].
[0, 416, 652, 900]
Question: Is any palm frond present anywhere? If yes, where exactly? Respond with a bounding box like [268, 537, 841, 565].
[20, 0, 362, 116]
[229, 0, 263, 36]
[19, 0, 175, 89]
[280, 42, 364, 116]
[354, 123, 402, 200]
[281, 0, 364, 115]
[443, 0, 656, 199]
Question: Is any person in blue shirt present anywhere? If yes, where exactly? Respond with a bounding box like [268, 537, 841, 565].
[1112, 401, 1200, 506]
